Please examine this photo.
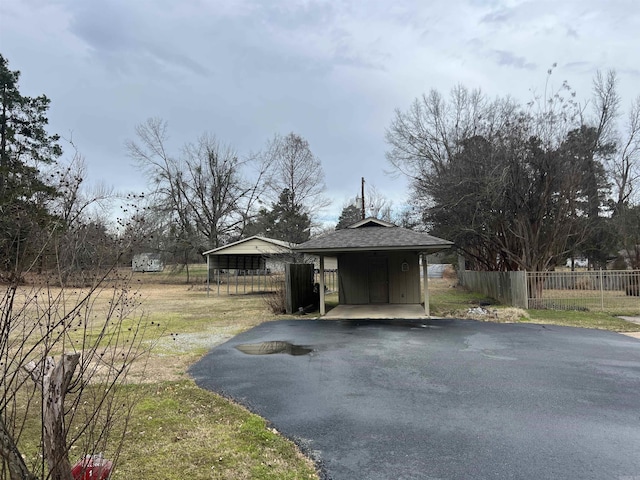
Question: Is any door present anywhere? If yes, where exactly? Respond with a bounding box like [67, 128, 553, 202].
[368, 257, 389, 303]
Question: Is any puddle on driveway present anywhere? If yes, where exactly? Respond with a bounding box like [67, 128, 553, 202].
[235, 341, 313, 356]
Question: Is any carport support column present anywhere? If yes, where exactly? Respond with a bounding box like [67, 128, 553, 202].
[422, 254, 430, 317]
[319, 255, 326, 315]
[206, 254, 210, 297]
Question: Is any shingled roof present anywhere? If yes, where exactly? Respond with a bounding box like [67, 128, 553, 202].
[294, 218, 453, 254]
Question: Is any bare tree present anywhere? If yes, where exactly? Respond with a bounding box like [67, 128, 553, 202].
[386, 76, 615, 272]
[41, 144, 121, 282]
[610, 96, 640, 209]
[336, 183, 394, 230]
[181, 134, 270, 247]
[386, 85, 518, 184]
[261, 133, 328, 215]
[1, 221, 151, 480]
[127, 119, 270, 268]
[364, 183, 393, 221]
[48, 142, 114, 229]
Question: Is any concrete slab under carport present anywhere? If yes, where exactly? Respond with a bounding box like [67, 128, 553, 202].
[322, 303, 427, 319]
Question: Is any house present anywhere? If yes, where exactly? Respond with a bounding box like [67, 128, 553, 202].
[202, 235, 336, 295]
[203, 236, 297, 273]
[294, 218, 453, 317]
[132, 253, 164, 272]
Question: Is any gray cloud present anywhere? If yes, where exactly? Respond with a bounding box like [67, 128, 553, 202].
[68, 1, 211, 77]
[492, 50, 537, 70]
[2, 0, 638, 223]
[481, 8, 514, 25]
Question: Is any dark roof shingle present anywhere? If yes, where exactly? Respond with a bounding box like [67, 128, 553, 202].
[295, 226, 453, 254]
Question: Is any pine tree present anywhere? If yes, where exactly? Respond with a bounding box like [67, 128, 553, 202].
[245, 189, 311, 244]
[0, 54, 62, 278]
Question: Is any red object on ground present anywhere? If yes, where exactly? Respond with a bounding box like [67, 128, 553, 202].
[71, 454, 112, 480]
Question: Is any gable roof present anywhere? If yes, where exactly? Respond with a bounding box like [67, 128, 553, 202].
[202, 236, 294, 256]
[348, 217, 395, 228]
[294, 223, 453, 254]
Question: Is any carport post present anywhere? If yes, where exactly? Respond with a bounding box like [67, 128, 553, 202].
[319, 255, 326, 315]
[422, 254, 430, 317]
[206, 255, 210, 297]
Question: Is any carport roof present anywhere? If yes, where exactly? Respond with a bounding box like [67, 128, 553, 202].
[294, 218, 453, 254]
[202, 236, 294, 256]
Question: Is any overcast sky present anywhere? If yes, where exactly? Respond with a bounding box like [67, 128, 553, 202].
[1, 0, 639, 224]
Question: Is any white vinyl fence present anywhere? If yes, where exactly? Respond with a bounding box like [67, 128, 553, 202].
[460, 270, 640, 314]
[527, 270, 640, 313]
[314, 270, 338, 293]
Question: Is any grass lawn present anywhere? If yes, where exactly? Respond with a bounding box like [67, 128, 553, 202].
[114, 381, 316, 480]
[108, 276, 317, 479]
[10, 271, 315, 480]
[9, 267, 639, 479]
[427, 277, 640, 332]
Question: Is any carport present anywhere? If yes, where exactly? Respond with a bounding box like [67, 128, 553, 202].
[203, 236, 296, 295]
[294, 218, 453, 316]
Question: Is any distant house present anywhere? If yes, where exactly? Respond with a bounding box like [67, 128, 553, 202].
[295, 218, 453, 316]
[132, 253, 164, 272]
[202, 236, 298, 275]
[202, 236, 335, 295]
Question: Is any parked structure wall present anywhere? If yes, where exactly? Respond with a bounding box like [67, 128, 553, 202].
[338, 251, 420, 305]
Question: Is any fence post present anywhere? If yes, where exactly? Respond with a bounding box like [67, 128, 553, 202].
[600, 269, 604, 311]
[523, 271, 529, 310]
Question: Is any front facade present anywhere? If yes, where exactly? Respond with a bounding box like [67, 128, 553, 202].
[337, 250, 421, 305]
[295, 218, 453, 316]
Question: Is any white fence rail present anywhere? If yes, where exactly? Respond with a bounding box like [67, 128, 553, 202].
[314, 270, 338, 293]
[527, 270, 640, 313]
[460, 269, 640, 314]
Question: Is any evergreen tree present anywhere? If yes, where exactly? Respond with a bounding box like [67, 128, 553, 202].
[335, 204, 361, 230]
[0, 54, 62, 278]
[245, 189, 311, 244]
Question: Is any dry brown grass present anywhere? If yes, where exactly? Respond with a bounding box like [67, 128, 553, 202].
[106, 276, 289, 382]
[10, 270, 290, 383]
[6, 270, 319, 479]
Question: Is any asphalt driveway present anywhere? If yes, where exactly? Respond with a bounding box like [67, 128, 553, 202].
[189, 319, 640, 479]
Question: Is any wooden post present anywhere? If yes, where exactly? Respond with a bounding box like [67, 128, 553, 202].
[206, 255, 210, 297]
[422, 254, 430, 317]
[285, 264, 293, 314]
[25, 354, 80, 480]
[600, 268, 604, 311]
[361, 177, 365, 220]
[319, 256, 326, 315]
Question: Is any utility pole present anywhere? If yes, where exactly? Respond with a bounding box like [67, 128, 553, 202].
[361, 177, 365, 219]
